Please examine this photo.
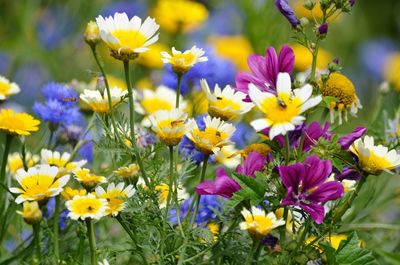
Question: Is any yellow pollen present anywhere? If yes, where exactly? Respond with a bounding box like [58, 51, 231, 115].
[70, 197, 103, 215]
[260, 93, 301, 124]
[320, 73, 357, 107]
[111, 30, 147, 51]
[0, 82, 12, 95]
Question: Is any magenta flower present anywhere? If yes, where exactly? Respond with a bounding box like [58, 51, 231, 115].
[295, 122, 332, 152]
[279, 155, 344, 224]
[337, 126, 366, 150]
[196, 152, 267, 198]
[235, 45, 295, 96]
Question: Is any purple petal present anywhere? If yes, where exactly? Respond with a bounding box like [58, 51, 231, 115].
[279, 163, 305, 192]
[298, 122, 332, 152]
[338, 127, 367, 150]
[265, 47, 279, 86]
[281, 188, 296, 206]
[300, 203, 325, 224]
[195, 168, 241, 198]
[236, 151, 267, 177]
[248, 54, 267, 79]
[335, 167, 361, 181]
[302, 155, 332, 190]
[235, 72, 267, 93]
[274, 0, 300, 28]
[278, 44, 295, 74]
[307, 181, 344, 202]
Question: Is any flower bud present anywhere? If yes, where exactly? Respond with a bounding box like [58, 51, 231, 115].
[349, 0, 356, 7]
[303, 0, 316, 10]
[300, 17, 310, 27]
[84, 21, 101, 46]
[320, 0, 330, 11]
[17, 201, 42, 225]
[318, 23, 329, 37]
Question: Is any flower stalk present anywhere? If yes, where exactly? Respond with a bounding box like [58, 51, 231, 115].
[189, 154, 209, 225]
[33, 222, 42, 262]
[53, 195, 60, 262]
[86, 219, 97, 265]
[175, 74, 183, 108]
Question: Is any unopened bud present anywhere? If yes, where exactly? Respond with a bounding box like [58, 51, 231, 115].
[17, 201, 42, 225]
[300, 17, 310, 27]
[318, 23, 329, 37]
[303, 0, 316, 10]
[84, 21, 101, 46]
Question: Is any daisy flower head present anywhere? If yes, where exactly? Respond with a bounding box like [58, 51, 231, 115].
[0, 75, 20, 100]
[149, 108, 187, 146]
[66, 193, 108, 220]
[201, 79, 253, 121]
[114, 163, 140, 179]
[186, 115, 236, 155]
[152, 0, 208, 33]
[0, 109, 40, 136]
[41, 149, 87, 174]
[84, 20, 100, 46]
[74, 168, 107, 190]
[161, 46, 208, 75]
[8, 152, 39, 175]
[95, 182, 135, 216]
[80, 87, 127, 113]
[10, 164, 70, 204]
[350, 135, 400, 175]
[16, 201, 42, 225]
[249, 72, 322, 139]
[96, 12, 159, 61]
[239, 206, 285, 236]
[155, 183, 188, 208]
[61, 187, 87, 200]
[319, 73, 362, 125]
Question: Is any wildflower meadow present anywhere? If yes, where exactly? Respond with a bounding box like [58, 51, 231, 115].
[1, 0, 400, 264]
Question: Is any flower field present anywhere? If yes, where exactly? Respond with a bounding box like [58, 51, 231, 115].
[0, 0, 400, 264]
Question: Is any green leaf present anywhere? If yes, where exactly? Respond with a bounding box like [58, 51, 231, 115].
[336, 232, 380, 265]
[319, 241, 338, 265]
[375, 250, 400, 265]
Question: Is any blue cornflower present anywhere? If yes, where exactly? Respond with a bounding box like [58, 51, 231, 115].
[161, 47, 236, 95]
[169, 195, 224, 226]
[231, 122, 256, 149]
[33, 99, 82, 125]
[42, 82, 78, 106]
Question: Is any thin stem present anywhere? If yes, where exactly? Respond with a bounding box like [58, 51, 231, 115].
[245, 239, 260, 265]
[0, 134, 13, 191]
[78, 233, 85, 264]
[175, 74, 183, 108]
[33, 223, 42, 262]
[122, 60, 152, 189]
[309, 38, 320, 84]
[280, 207, 288, 245]
[90, 45, 120, 137]
[165, 146, 175, 222]
[284, 134, 290, 164]
[86, 219, 97, 265]
[333, 175, 368, 222]
[190, 155, 209, 225]
[0, 134, 13, 234]
[53, 195, 60, 263]
[116, 215, 148, 265]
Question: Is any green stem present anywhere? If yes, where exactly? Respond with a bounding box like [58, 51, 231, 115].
[175, 74, 183, 108]
[33, 223, 42, 262]
[86, 219, 97, 265]
[190, 155, 209, 225]
[284, 134, 290, 164]
[90, 45, 120, 138]
[0, 134, 13, 236]
[333, 175, 367, 222]
[165, 146, 174, 222]
[78, 234, 85, 264]
[53, 195, 60, 263]
[245, 239, 260, 265]
[280, 207, 288, 245]
[0, 134, 13, 191]
[116, 215, 148, 265]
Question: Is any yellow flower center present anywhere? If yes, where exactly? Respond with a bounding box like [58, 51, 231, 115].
[209, 97, 242, 120]
[244, 214, 273, 235]
[70, 197, 104, 215]
[111, 30, 147, 51]
[320, 73, 357, 107]
[384, 53, 400, 91]
[0, 82, 12, 95]
[88, 101, 110, 113]
[193, 128, 228, 145]
[142, 98, 173, 114]
[20, 175, 59, 201]
[359, 152, 394, 174]
[260, 93, 301, 124]
[155, 184, 169, 205]
[172, 53, 195, 66]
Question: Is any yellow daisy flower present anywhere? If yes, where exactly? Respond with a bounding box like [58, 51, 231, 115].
[8, 152, 39, 174]
[0, 109, 40, 136]
[319, 73, 362, 125]
[79, 87, 127, 113]
[96, 12, 159, 60]
[249, 73, 322, 139]
[239, 206, 285, 236]
[16, 201, 42, 225]
[95, 182, 135, 216]
[0, 76, 20, 100]
[41, 149, 87, 173]
[350, 136, 400, 175]
[201, 79, 254, 121]
[149, 108, 187, 146]
[66, 193, 108, 220]
[186, 115, 236, 155]
[74, 168, 107, 190]
[61, 187, 87, 200]
[155, 183, 188, 208]
[114, 164, 140, 179]
[10, 165, 70, 204]
[161, 46, 208, 75]
[152, 0, 208, 33]
[241, 143, 272, 159]
[215, 145, 241, 169]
